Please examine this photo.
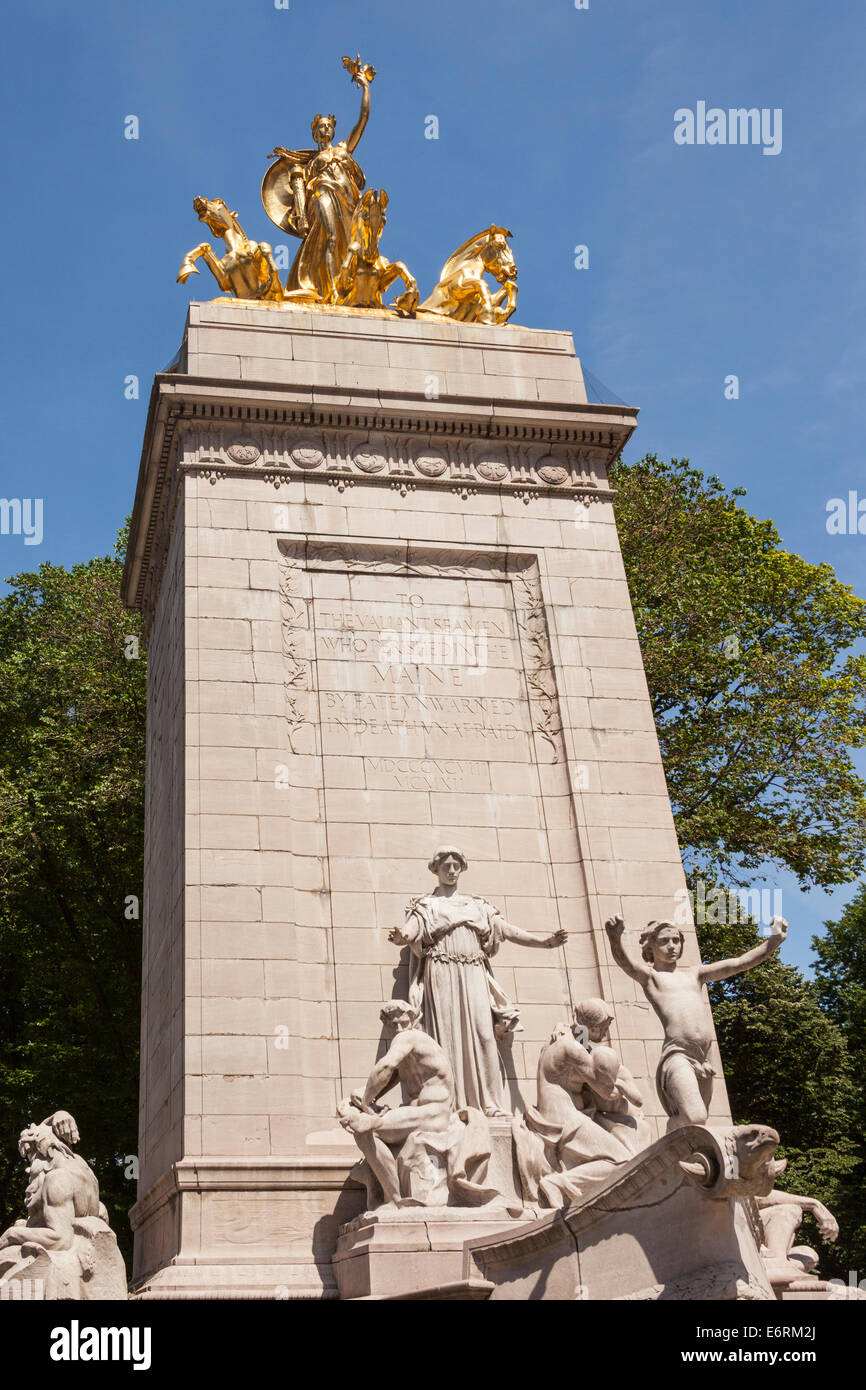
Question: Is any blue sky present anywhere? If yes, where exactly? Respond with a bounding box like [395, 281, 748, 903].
[1, 0, 864, 970]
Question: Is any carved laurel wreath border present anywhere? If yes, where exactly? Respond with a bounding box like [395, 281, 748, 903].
[277, 538, 565, 764]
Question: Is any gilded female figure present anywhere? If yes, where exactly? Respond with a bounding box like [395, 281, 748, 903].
[262, 55, 373, 304]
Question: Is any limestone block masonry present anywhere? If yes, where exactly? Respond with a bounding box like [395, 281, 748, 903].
[122, 300, 732, 1298]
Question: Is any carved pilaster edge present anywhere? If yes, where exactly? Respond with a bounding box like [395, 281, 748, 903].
[138, 435, 185, 640]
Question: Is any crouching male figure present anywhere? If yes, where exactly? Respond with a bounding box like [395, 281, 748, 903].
[337, 1001, 454, 1206]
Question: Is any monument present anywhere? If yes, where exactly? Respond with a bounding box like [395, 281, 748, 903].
[120, 54, 840, 1300]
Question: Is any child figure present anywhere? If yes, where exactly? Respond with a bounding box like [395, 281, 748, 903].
[604, 914, 787, 1130]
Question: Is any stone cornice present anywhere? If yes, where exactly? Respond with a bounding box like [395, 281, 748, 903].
[159, 372, 637, 447]
[122, 373, 637, 616]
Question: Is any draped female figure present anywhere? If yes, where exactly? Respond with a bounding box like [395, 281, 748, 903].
[389, 848, 567, 1117]
[262, 56, 373, 303]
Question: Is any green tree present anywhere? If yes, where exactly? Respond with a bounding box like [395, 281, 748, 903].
[612, 455, 866, 888]
[813, 884, 866, 1052]
[613, 453, 866, 1276]
[697, 916, 859, 1278]
[812, 885, 866, 1277]
[0, 534, 144, 1265]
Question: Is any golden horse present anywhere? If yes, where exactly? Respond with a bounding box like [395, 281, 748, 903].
[336, 189, 418, 311]
[177, 196, 284, 302]
[417, 226, 518, 325]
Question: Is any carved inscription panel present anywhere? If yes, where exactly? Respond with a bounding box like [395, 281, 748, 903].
[313, 573, 532, 785]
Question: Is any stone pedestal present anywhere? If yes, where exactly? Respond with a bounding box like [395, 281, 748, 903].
[777, 1282, 866, 1301]
[0, 1227, 128, 1302]
[333, 1206, 531, 1301]
[333, 1117, 532, 1298]
[123, 299, 734, 1298]
[129, 1155, 364, 1299]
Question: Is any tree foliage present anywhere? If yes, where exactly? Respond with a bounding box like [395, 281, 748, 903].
[811, 885, 866, 1276]
[813, 884, 866, 1054]
[612, 455, 866, 888]
[614, 454, 866, 1276]
[696, 916, 859, 1277]
[0, 536, 144, 1261]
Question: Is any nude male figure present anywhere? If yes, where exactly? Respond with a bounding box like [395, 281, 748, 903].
[0, 1112, 103, 1267]
[531, 997, 647, 1166]
[336, 1000, 454, 1206]
[605, 914, 787, 1130]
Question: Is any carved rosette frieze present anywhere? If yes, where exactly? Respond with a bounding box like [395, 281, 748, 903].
[225, 442, 260, 465]
[277, 539, 566, 767]
[179, 420, 612, 497]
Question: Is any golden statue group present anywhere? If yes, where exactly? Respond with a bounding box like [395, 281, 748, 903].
[177, 55, 517, 326]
